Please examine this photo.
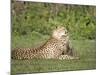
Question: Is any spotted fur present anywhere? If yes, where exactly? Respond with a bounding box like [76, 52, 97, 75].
[11, 26, 79, 60]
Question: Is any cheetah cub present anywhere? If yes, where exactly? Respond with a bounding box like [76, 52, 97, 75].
[12, 26, 79, 60]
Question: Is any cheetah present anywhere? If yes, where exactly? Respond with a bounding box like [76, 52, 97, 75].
[11, 26, 79, 60]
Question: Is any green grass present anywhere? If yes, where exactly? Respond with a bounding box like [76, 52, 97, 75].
[11, 35, 96, 74]
[11, 2, 96, 74]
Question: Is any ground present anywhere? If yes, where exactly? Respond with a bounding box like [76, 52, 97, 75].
[11, 35, 96, 74]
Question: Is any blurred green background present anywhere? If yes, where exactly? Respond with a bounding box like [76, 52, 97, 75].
[12, 1, 96, 40]
[11, 1, 96, 74]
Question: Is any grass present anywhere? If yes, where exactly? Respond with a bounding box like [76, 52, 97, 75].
[11, 34, 96, 75]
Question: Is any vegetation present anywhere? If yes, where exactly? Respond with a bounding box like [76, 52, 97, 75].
[11, 39, 96, 74]
[12, 1, 96, 40]
[11, 1, 96, 74]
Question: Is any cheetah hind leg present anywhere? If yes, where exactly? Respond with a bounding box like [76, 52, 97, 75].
[58, 55, 79, 60]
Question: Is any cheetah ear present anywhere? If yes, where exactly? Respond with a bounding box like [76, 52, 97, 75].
[55, 24, 64, 29]
[56, 25, 64, 29]
[55, 25, 61, 29]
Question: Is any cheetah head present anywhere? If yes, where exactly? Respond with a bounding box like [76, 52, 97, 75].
[52, 26, 68, 40]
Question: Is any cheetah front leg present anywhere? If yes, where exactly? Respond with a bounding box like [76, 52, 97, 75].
[58, 55, 79, 60]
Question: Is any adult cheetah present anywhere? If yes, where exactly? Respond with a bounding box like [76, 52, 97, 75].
[11, 26, 79, 60]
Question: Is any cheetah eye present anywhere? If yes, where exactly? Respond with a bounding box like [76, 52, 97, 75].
[65, 31, 68, 34]
[62, 35, 67, 37]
